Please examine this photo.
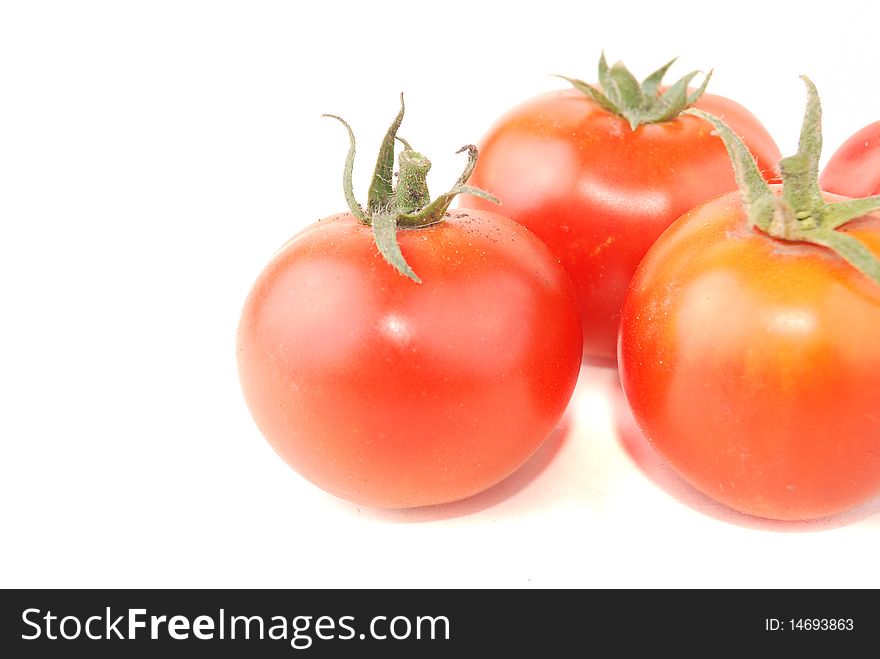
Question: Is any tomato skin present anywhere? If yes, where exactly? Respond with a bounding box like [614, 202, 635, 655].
[237, 210, 583, 508]
[459, 89, 781, 365]
[618, 190, 880, 521]
[820, 121, 880, 197]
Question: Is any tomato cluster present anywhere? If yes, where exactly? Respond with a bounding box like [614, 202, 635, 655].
[237, 55, 880, 522]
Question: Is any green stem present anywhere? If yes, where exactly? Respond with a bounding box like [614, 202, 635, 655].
[367, 94, 405, 211]
[396, 147, 431, 214]
[325, 96, 499, 282]
[779, 77, 825, 229]
[556, 53, 712, 130]
[684, 108, 773, 230]
[321, 113, 367, 223]
[686, 77, 880, 286]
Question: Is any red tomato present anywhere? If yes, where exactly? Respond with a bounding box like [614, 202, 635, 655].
[820, 121, 880, 197]
[618, 190, 880, 521]
[237, 210, 583, 508]
[459, 87, 781, 366]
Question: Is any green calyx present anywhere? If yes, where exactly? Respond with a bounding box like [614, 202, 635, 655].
[323, 94, 498, 283]
[685, 76, 880, 286]
[556, 52, 712, 130]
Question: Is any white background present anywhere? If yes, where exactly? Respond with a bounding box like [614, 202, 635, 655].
[2, 1, 879, 589]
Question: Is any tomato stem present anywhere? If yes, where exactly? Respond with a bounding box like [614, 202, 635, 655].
[396, 142, 431, 214]
[684, 77, 880, 286]
[324, 96, 499, 282]
[779, 79, 825, 222]
[367, 95, 405, 212]
[555, 52, 712, 130]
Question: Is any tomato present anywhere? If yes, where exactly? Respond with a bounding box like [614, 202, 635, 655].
[237, 210, 582, 508]
[238, 95, 582, 508]
[618, 191, 880, 520]
[618, 79, 880, 521]
[820, 121, 880, 197]
[459, 58, 781, 366]
[237, 98, 582, 509]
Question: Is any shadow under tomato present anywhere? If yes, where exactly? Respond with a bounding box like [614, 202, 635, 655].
[335, 409, 576, 524]
[582, 353, 618, 370]
[609, 378, 880, 532]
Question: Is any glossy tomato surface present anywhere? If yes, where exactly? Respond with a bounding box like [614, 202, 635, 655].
[459, 89, 781, 366]
[820, 121, 880, 197]
[237, 210, 583, 508]
[618, 190, 880, 521]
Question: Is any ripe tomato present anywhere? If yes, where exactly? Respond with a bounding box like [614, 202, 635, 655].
[618, 190, 880, 521]
[459, 60, 781, 366]
[820, 121, 880, 197]
[238, 210, 582, 508]
[237, 99, 587, 511]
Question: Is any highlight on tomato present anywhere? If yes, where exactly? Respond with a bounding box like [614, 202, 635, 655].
[458, 53, 781, 366]
[236, 96, 583, 509]
[618, 77, 880, 521]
